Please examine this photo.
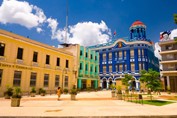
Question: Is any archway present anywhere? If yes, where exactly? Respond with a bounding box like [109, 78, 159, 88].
[102, 78, 107, 89]
[108, 78, 113, 89]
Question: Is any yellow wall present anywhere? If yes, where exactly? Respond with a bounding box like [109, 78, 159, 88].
[0, 30, 75, 96]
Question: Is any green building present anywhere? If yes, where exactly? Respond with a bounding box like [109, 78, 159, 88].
[78, 46, 99, 90]
[61, 44, 99, 90]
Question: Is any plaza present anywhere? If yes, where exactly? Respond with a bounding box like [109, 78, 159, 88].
[0, 91, 177, 117]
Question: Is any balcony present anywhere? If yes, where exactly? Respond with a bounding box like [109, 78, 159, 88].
[0, 56, 6, 61]
[79, 70, 84, 76]
[161, 44, 177, 52]
[162, 54, 177, 61]
[16, 59, 23, 64]
[45, 64, 50, 69]
[55, 66, 61, 70]
[85, 71, 89, 75]
[32, 62, 38, 67]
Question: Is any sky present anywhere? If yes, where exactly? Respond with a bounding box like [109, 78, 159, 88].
[0, 0, 177, 48]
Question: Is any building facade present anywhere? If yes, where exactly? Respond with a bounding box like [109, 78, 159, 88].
[159, 31, 177, 92]
[0, 29, 76, 96]
[89, 20, 159, 90]
[78, 46, 99, 90]
[61, 44, 99, 90]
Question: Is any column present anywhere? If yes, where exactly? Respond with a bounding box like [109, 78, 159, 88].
[167, 76, 170, 88]
[107, 80, 109, 89]
[100, 79, 102, 88]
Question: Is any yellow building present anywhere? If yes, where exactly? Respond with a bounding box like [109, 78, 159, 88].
[0, 29, 76, 96]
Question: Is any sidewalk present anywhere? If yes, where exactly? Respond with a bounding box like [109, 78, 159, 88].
[0, 91, 177, 118]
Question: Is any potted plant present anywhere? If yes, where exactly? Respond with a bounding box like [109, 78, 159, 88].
[70, 88, 77, 100]
[110, 84, 116, 98]
[11, 87, 22, 107]
[167, 86, 171, 94]
[30, 87, 36, 97]
[39, 88, 46, 96]
[116, 85, 122, 100]
[4, 86, 13, 99]
[63, 88, 68, 94]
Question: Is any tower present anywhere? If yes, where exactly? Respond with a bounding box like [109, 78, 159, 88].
[129, 20, 146, 41]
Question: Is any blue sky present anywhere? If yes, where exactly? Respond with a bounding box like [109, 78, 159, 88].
[0, 0, 177, 47]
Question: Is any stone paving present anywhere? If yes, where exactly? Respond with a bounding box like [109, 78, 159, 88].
[0, 91, 177, 118]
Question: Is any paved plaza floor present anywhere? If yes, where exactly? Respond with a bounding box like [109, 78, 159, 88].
[0, 91, 177, 118]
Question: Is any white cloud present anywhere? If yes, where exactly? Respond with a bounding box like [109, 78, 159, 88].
[0, 0, 46, 29]
[0, 0, 112, 46]
[170, 29, 177, 39]
[51, 21, 112, 46]
[36, 27, 43, 33]
[154, 42, 161, 60]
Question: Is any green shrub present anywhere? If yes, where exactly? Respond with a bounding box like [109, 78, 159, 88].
[12, 87, 22, 98]
[70, 88, 77, 95]
[63, 88, 68, 94]
[4, 86, 13, 96]
[30, 87, 36, 93]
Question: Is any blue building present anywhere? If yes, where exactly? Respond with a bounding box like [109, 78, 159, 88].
[88, 20, 159, 90]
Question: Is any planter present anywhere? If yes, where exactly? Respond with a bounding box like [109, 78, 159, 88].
[40, 93, 45, 96]
[117, 94, 122, 100]
[11, 98, 21, 107]
[71, 94, 76, 100]
[30, 93, 36, 97]
[112, 92, 115, 98]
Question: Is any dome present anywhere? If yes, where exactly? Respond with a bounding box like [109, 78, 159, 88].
[130, 20, 146, 29]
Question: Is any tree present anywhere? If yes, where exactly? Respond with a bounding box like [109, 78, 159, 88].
[140, 69, 161, 94]
[122, 74, 133, 93]
[174, 14, 177, 24]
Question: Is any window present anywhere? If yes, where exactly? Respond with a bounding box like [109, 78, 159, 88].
[139, 63, 142, 71]
[91, 54, 93, 59]
[56, 57, 60, 66]
[124, 64, 127, 71]
[0, 43, 5, 56]
[80, 63, 82, 70]
[55, 75, 60, 87]
[131, 63, 135, 72]
[119, 51, 122, 59]
[95, 66, 97, 73]
[44, 74, 49, 87]
[103, 53, 106, 61]
[103, 66, 106, 73]
[119, 64, 123, 72]
[30, 72, 37, 87]
[130, 49, 134, 58]
[109, 53, 112, 60]
[13, 71, 22, 86]
[66, 59, 69, 68]
[64, 76, 68, 87]
[109, 65, 112, 72]
[138, 49, 141, 57]
[142, 49, 144, 56]
[80, 50, 82, 56]
[86, 52, 88, 58]
[85, 64, 88, 71]
[17, 48, 23, 59]
[33, 52, 38, 62]
[0, 69, 3, 86]
[46, 55, 50, 64]
[95, 56, 97, 60]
